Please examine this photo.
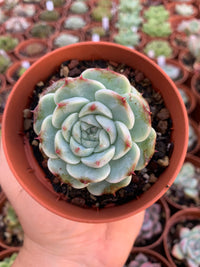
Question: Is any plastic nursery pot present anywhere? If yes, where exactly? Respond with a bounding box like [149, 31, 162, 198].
[134, 197, 170, 250]
[14, 38, 52, 62]
[165, 154, 200, 210]
[0, 248, 19, 262]
[188, 118, 200, 155]
[166, 2, 198, 20]
[128, 247, 172, 267]
[5, 60, 34, 85]
[2, 42, 189, 223]
[163, 208, 200, 267]
[178, 49, 195, 78]
[169, 31, 188, 52]
[0, 74, 6, 93]
[191, 73, 200, 106]
[177, 84, 196, 115]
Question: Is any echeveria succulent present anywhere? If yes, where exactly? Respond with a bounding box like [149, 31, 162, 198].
[135, 203, 162, 244]
[172, 225, 200, 267]
[33, 68, 156, 196]
[126, 253, 161, 267]
[173, 162, 199, 200]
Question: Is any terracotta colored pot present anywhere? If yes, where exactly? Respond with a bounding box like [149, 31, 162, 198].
[177, 83, 196, 115]
[165, 154, 200, 210]
[0, 197, 23, 250]
[134, 197, 170, 250]
[191, 73, 200, 105]
[2, 42, 188, 223]
[169, 31, 188, 52]
[178, 49, 197, 78]
[163, 208, 200, 267]
[128, 247, 171, 267]
[166, 2, 198, 20]
[5, 60, 34, 85]
[14, 38, 52, 62]
[0, 74, 6, 93]
[0, 248, 20, 261]
[188, 118, 200, 155]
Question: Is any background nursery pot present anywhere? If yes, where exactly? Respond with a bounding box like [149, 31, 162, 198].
[2, 42, 188, 223]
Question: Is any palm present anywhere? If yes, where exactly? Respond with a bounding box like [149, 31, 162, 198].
[0, 147, 144, 267]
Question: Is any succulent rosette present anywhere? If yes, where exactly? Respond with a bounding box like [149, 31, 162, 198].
[172, 225, 200, 267]
[33, 68, 156, 196]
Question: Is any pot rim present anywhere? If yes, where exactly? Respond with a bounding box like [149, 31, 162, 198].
[2, 41, 189, 223]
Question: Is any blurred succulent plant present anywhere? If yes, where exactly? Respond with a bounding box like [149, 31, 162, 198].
[173, 162, 199, 201]
[187, 35, 200, 71]
[13, 4, 36, 17]
[119, 0, 142, 13]
[144, 5, 169, 22]
[114, 29, 140, 48]
[24, 43, 45, 57]
[116, 12, 143, 28]
[188, 123, 198, 152]
[64, 16, 86, 30]
[39, 9, 60, 21]
[177, 19, 200, 35]
[0, 201, 24, 246]
[144, 40, 173, 59]
[142, 19, 172, 37]
[70, 1, 88, 14]
[5, 17, 30, 33]
[0, 50, 11, 74]
[30, 22, 55, 38]
[91, 6, 112, 21]
[54, 33, 80, 47]
[175, 4, 194, 16]
[0, 252, 18, 267]
[125, 253, 161, 267]
[135, 203, 162, 245]
[0, 35, 19, 52]
[172, 225, 200, 267]
[33, 68, 156, 196]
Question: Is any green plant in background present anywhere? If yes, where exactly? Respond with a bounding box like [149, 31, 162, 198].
[116, 12, 143, 28]
[172, 225, 200, 267]
[0, 36, 19, 52]
[90, 26, 107, 37]
[175, 4, 194, 16]
[125, 253, 161, 267]
[119, 0, 142, 13]
[13, 3, 36, 17]
[69, 1, 88, 14]
[45, 0, 65, 7]
[97, 0, 112, 8]
[177, 19, 200, 35]
[173, 162, 199, 201]
[64, 16, 87, 30]
[144, 5, 170, 23]
[160, 63, 180, 80]
[0, 51, 11, 74]
[39, 9, 60, 21]
[91, 6, 112, 21]
[24, 43, 45, 57]
[54, 33, 80, 47]
[0, 253, 18, 267]
[1, 201, 24, 246]
[142, 19, 172, 37]
[114, 29, 140, 48]
[33, 68, 156, 196]
[144, 40, 173, 58]
[30, 22, 55, 38]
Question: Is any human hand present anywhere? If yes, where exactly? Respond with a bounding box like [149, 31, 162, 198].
[0, 146, 144, 267]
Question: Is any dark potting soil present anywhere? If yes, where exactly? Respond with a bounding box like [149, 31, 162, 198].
[167, 219, 200, 267]
[182, 52, 195, 72]
[24, 59, 173, 209]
